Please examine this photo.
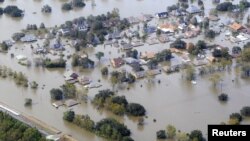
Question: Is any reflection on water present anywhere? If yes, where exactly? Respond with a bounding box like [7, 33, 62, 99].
[0, 0, 250, 141]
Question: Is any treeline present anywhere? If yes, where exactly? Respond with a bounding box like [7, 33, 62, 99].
[216, 1, 250, 12]
[156, 124, 205, 141]
[93, 89, 146, 116]
[63, 111, 133, 141]
[0, 65, 36, 88]
[62, 0, 86, 11]
[60, 8, 129, 50]
[0, 111, 46, 141]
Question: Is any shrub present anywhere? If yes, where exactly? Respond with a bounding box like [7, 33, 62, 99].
[156, 130, 167, 139]
[126, 103, 146, 116]
[218, 93, 228, 102]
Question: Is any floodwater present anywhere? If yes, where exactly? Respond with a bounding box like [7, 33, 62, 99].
[0, 0, 250, 141]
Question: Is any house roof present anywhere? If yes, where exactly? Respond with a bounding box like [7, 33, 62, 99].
[111, 57, 125, 67]
[229, 23, 244, 31]
[141, 52, 155, 59]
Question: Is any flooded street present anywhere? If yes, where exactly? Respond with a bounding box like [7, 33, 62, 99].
[0, 0, 250, 141]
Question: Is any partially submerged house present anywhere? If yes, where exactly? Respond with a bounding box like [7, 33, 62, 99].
[78, 76, 92, 85]
[157, 23, 177, 33]
[141, 52, 155, 60]
[20, 34, 37, 42]
[186, 5, 201, 14]
[229, 22, 245, 32]
[132, 71, 145, 79]
[155, 12, 168, 19]
[64, 71, 79, 83]
[111, 57, 125, 68]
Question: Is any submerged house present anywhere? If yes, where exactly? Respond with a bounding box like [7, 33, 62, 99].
[186, 5, 201, 14]
[64, 71, 79, 83]
[78, 76, 92, 85]
[155, 12, 168, 19]
[20, 34, 37, 42]
[132, 71, 145, 79]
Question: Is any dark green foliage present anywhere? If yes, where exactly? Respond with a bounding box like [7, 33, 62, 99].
[111, 96, 128, 106]
[156, 130, 167, 139]
[62, 3, 72, 11]
[0, 42, 8, 51]
[126, 103, 146, 116]
[205, 29, 216, 39]
[232, 46, 241, 55]
[216, 2, 234, 11]
[95, 118, 131, 140]
[101, 67, 109, 75]
[126, 49, 138, 59]
[212, 48, 230, 59]
[196, 40, 207, 50]
[0, 8, 3, 15]
[0, 111, 45, 141]
[241, 64, 250, 77]
[170, 39, 186, 49]
[189, 130, 205, 141]
[43, 58, 66, 68]
[72, 0, 86, 8]
[73, 115, 95, 132]
[50, 88, 63, 100]
[24, 98, 32, 106]
[240, 106, 250, 117]
[71, 54, 95, 68]
[147, 59, 158, 70]
[230, 113, 243, 122]
[60, 83, 76, 99]
[155, 49, 172, 62]
[93, 89, 114, 107]
[218, 93, 228, 102]
[3, 5, 23, 17]
[12, 32, 25, 41]
[63, 110, 75, 122]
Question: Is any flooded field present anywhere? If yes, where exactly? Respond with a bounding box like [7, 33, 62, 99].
[0, 0, 250, 141]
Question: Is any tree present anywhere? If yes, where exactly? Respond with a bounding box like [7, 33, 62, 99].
[170, 39, 186, 49]
[50, 88, 63, 100]
[156, 130, 167, 139]
[209, 73, 221, 87]
[166, 125, 176, 139]
[95, 118, 131, 140]
[189, 130, 204, 141]
[61, 83, 77, 98]
[30, 81, 38, 89]
[63, 110, 75, 122]
[205, 29, 216, 39]
[24, 98, 32, 106]
[185, 65, 195, 81]
[3, 6, 23, 17]
[176, 132, 189, 141]
[242, 48, 250, 62]
[72, 0, 86, 8]
[95, 52, 104, 61]
[229, 113, 242, 125]
[62, 3, 72, 11]
[101, 67, 109, 75]
[39, 23, 45, 29]
[240, 106, 250, 117]
[196, 40, 207, 50]
[216, 2, 234, 11]
[126, 103, 146, 116]
[218, 93, 228, 102]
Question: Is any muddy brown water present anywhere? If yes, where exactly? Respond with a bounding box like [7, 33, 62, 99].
[0, 0, 250, 141]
